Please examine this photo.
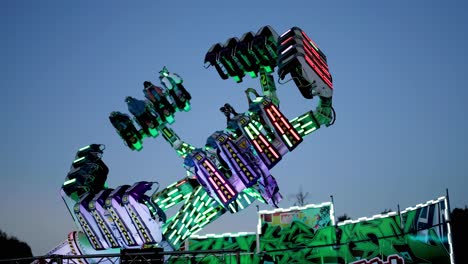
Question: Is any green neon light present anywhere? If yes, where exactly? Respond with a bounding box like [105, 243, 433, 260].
[148, 128, 159, 137]
[243, 193, 252, 204]
[229, 204, 237, 213]
[282, 134, 293, 147]
[132, 141, 143, 151]
[171, 218, 180, 228]
[244, 127, 255, 139]
[182, 212, 189, 223]
[161, 197, 172, 203]
[302, 121, 314, 128]
[298, 114, 310, 122]
[197, 202, 204, 212]
[173, 194, 183, 200]
[78, 145, 91, 152]
[248, 123, 260, 135]
[167, 189, 178, 196]
[203, 207, 214, 215]
[183, 103, 191, 112]
[168, 230, 177, 240]
[304, 127, 317, 135]
[236, 200, 245, 210]
[187, 217, 194, 227]
[73, 156, 85, 164]
[64, 178, 76, 186]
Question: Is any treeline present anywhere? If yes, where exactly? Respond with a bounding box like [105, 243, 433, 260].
[0, 230, 32, 260]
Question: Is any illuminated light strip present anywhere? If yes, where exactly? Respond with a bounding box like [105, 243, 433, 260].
[270, 105, 301, 141]
[189, 208, 197, 217]
[193, 195, 201, 206]
[280, 45, 293, 55]
[280, 36, 294, 46]
[236, 199, 245, 210]
[206, 211, 219, 220]
[243, 194, 252, 204]
[282, 135, 293, 148]
[301, 31, 321, 54]
[252, 140, 263, 153]
[204, 161, 236, 195]
[175, 179, 187, 187]
[191, 231, 256, 240]
[444, 198, 455, 264]
[167, 189, 178, 196]
[173, 235, 181, 246]
[207, 177, 219, 191]
[302, 45, 332, 80]
[78, 145, 91, 152]
[186, 217, 194, 227]
[173, 194, 183, 201]
[282, 118, 301, 141]
[64, 178, 76, 186]
[244, 126, 255, 139]
[196, 201, 204, 212]
[300, 31, 328, 67]
[73, 156, 85, 164]
[279, 117, 291, 129]
[165, 201, 175, 208]
[298, 38, 330, 75]
[258, 134, 280, 159]
[200, 192, 207, 200]
[229, 203, 237, 213]
[171, 217, 180, 229]
[193, 186, 202, 197]
[161, 197, 172, 203]
[337, 197, 449, 226]
[181, 212, 189, 224]
[280, 29, 292, 38]
[302, 121, 314, 127]
[181, 229, 190, 240]
[248, 123, 260, 135]
[177, 223, 186, 234]
[168, 230, 177, 240]
[304, 127, 317, 135]
[265, 108, 285, 134]
[304, 55, 333, 88]
[203, 207, 214, 215]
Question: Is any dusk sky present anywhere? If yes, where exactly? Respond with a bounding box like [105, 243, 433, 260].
[1, 0, 467, 256]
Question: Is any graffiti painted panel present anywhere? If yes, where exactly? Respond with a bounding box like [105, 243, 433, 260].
[173, 198, 453, 264]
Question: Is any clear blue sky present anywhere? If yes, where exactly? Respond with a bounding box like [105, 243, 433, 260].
[1, 0, 467, 256]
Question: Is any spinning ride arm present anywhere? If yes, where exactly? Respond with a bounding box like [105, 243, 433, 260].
[49, 25, 336, 260]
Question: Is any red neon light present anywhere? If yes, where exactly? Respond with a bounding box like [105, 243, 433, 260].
[175, 179, 187, 187]
[266, 108, 285, 134]
[299, 36, 330, 74]
[301, 42, 331, 80]
[301, 31, 320, 53]
[280, 36, 293, 46]
[208, 177, 226, 203]
[252, 140, 263, 152]
[204, 160, 236, 196]
[280, 117, 291, 129]
[268, 147, 280, 159]
[257, 134, 279, 159]
[305, 55, 333, 88]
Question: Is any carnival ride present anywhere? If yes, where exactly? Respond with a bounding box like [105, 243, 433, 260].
[51, 25, 336, 259]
